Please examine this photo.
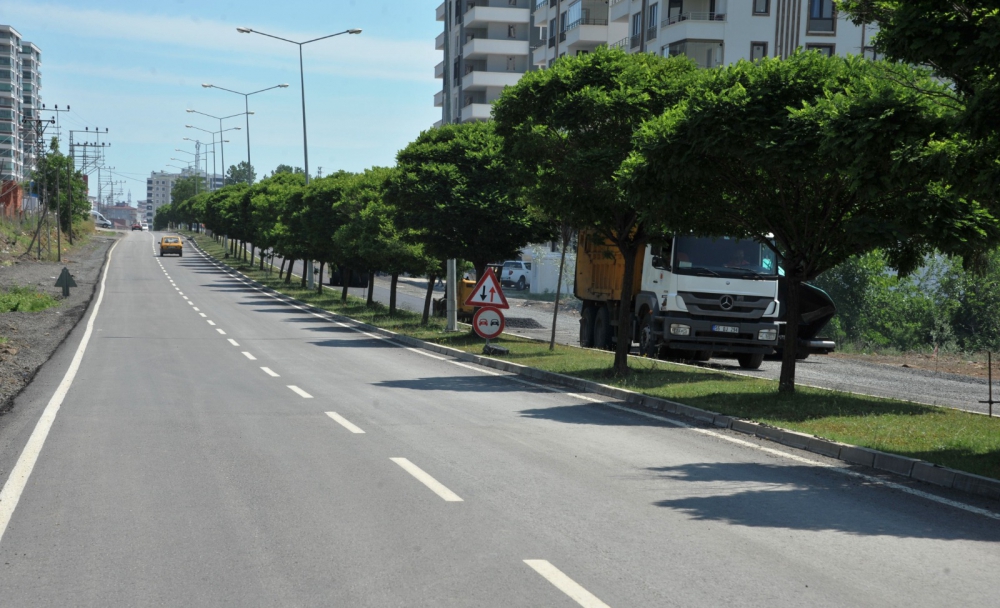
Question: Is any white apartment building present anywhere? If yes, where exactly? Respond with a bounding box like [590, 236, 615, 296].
[435, 0, 533, 125]
[146, 169, 222, 224]
[436, 0, 875, 124]
[0, 25, 42, 184]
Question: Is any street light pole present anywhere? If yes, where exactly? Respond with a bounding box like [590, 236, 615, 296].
[237, 26, 361, 290]
[186, 109, 250, 185]
[202, 83, 288, 173]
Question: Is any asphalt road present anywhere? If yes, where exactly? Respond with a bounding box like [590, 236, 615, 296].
[2, 231, 994, 606]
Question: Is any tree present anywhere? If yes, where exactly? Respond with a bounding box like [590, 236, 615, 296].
[225, 161, 257, 186]
[839, 0, 1000, 195]
[493, 46, 698, 374]
[171, 175, 206, 206]
[387, 121, 549, 283]
[271, 164, 304, 176]
[28, 138, 88, 241]
[627, 52, 1000, 392]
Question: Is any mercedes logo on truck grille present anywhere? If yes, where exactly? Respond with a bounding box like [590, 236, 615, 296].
[719, 295, 735, 310]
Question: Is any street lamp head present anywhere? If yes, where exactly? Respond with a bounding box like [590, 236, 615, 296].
[234, 127, 242, 130]
[185, 109, 195, 113]
[247, 111, 255, 115]
[348, 29, 362, 34]
[236, 27, 252, 33]
[202, 83, 213, 88]
[279, 84, 290, 88]
[185, 125, 193, 128]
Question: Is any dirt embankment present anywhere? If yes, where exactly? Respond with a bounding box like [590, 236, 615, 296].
[0, 235, 116, 415]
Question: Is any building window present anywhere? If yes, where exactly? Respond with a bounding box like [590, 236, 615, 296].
[751, 41, 768, 60]
[806, 43, 835, 57]
[508, 25, 517, 38]
[647, 3, 659, 39]
[667, 39, 724, 69]
[631, 12, 642, 48]
[807, 0, 835, 33]
[753, 0, 769, 15]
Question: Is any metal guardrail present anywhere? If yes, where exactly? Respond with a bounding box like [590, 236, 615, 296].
[664, 11, 727, 26]
[564, 18, 610, 32]
[609, 37, 629, 50]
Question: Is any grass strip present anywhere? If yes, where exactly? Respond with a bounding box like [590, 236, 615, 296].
[189, 233, 1000, 481]
[0, 286, 59, 313]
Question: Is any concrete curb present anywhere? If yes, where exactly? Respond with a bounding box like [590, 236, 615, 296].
[189, 236, 1000, 504]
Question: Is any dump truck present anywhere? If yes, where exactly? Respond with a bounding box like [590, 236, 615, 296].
[575, 231, 835, 369]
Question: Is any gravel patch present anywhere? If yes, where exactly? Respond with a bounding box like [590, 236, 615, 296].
[0, 235, 116, 416]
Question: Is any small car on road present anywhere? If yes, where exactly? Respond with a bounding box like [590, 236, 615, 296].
[159, 236, 183, 257]
[500, 260, 531, 291]
[131, 223, 142, 231]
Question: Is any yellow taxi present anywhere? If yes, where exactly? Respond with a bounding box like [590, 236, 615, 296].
[159, 236, 183, 257]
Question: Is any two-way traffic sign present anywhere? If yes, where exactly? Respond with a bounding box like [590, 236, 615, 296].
[463, 267, 509, 309]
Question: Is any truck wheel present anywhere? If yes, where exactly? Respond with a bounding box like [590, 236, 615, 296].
[579, 306, 595, 348]
[638, 312, 657, 357]
[736, 353, 765, 370]
[517, 276, 526, 291]
[593, 306, 612, 350]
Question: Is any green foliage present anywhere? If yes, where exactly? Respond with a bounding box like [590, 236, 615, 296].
[271, 164, 304, 176]
[387, 121, 547, 278]
[0, 286, 58, 312]
[225, 161, 257, 186]
[27, 138, 89, 234]
[170, 175, 206, 205]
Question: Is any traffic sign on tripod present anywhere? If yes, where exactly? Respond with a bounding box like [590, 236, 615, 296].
[472, 307, 505, 340]
[464, 267, 509, 309]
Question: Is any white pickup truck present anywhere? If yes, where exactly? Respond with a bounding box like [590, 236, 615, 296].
[500, 260, 531, 290]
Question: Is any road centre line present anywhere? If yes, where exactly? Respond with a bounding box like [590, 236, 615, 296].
[182, 296, 188, 300]
[523, 560, 611, 608]
[0, 240, 120, 548]
[199, 313, 207, 318]
[242, 352, 256, 361]
[325, 412, 365, 434]
[390, 458, 463, 502]
[187, 302, 194, 306]
[228, 339, 240, 347]
[287, 385, 313, 399]
[216, 328, 227, 335]
[261, 367, 280, 377]
[207, 320, 216, 326]
[193, 307, 200, 311]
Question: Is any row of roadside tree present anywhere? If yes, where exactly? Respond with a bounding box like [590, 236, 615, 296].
[159, 33, 1000, 393]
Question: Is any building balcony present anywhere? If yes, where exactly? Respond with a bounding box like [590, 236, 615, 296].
[562, 19, 610, 54]
[436, 31, 447, 50]
[610, 0, 632, 23]
[436, 1, 447, 21]
[663, 11, 727, 26]
[659, 16, 727, 48]
[434, 90, 445, 108]
[533, 0, 547, 14]
[435, 61, 445, 78]
[464, 5, 530, 28]
[463, 37, 529, 59]
[462, 69, 523, 91]
[460, 102, 493, 122]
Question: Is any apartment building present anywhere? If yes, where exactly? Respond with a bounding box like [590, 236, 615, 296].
[146, 168, 221, 224]
[436, 1, 875, 125]
[435, 0, 533, 125]
[0, 25, 43, 185]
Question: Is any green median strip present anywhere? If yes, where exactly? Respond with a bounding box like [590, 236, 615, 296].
[188, 232, 1000, 481]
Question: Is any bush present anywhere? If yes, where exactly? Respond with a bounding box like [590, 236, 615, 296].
[0, 286, 58, 313]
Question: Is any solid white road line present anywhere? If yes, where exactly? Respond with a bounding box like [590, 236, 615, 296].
[261, 367, 280, 377]
[228, 339, 240, 347]
[287, 385, 313, 399]
[325, 412, 365, 434]
[207, 320, 216, 326]
[523, 560, 611, 608]
[216, 328, 227, 335]
[390, 458, 463, 502]
[242, 352, 256, 361]
[0, 240, 120, 547]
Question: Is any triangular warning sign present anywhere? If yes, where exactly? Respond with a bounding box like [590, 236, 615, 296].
[464, 267, 509, 309]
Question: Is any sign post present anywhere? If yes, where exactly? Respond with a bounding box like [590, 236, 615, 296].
[465, 268, 509, 354]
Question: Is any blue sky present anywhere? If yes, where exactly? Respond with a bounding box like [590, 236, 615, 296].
[5, 0, 442, 201]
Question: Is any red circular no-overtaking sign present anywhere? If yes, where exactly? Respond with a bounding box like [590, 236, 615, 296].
[472, 307, 505, 340]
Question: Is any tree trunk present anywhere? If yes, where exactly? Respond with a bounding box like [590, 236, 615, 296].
[390, 273, 400, 315]
[367, 271, 376, 307]
[279, 257, 286, 280]
[317, 261, 324, 294]
[250, 244, 255, 267]
[473, 261, 487, 283]
[341, 267, 350, 302]
[614, 242, 639, 375]
[300, 261, 308, 288]
[550, 228, 571, 351]
[422, 274, 436, 326]
[779, 277, 802, 394]
[285, 258, 294, 284]
[259, 250, 265, 271]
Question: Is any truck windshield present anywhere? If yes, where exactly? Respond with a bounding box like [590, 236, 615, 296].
[673, 236, 778, 278]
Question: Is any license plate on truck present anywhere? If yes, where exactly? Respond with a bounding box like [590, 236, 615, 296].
[712, 325, 739, 333]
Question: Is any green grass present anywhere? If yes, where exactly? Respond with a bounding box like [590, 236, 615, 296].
[189, 233, 1000, 481]
[0, 286, 59, 313]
